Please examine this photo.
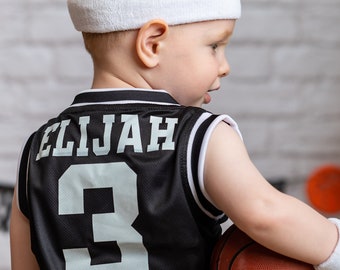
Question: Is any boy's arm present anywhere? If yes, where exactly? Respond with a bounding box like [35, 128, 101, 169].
[204, 122, 338, 266]
[10, 189, 40, 270]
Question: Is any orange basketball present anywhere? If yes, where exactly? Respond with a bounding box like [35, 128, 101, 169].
[306, 165, 340, 213]
[210, 225, 314, 270]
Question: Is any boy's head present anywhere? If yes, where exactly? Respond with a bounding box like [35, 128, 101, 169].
[67, 0, 241, 33]
[67, 1, 241, 107]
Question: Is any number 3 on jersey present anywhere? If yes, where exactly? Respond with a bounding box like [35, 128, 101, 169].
[58, 162, 148, 269]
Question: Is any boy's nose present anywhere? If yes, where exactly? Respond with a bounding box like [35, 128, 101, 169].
[219, 57, 230, 78]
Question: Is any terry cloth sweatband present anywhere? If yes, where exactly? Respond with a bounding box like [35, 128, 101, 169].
[314, 218, 340, 270]
[67, 0, 241, 33]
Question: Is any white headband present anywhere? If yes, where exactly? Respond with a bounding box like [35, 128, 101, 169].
[67, 0, 241, 33]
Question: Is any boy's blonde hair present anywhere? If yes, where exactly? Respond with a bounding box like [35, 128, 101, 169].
[82, 31, 126, 60]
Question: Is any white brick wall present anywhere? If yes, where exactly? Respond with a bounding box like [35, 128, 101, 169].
[1, 0, 340, 268]
[0, 0, 92, 185]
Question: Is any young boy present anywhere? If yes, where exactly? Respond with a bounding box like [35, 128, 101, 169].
[10, 0, 340, 269]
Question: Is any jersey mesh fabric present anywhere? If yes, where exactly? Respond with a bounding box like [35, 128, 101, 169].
[17, 89, 233, 269]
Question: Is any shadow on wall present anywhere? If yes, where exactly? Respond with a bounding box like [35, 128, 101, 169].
[0, 184, 13, 232]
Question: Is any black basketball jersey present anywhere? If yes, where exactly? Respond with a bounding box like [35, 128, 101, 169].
[17, 89, 242, 270]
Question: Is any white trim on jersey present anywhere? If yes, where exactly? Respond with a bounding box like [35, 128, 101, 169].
[70, 100, 180, 108]
[77, 88, 171, 94]
[69, 88, 181, 108]
[198, 115, 243, 207]
[187, 114, 243, 219]
[187, 112, 219, 219]
[15, 139, 31, 214]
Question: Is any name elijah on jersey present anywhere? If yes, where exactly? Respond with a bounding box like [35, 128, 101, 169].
[36, 114, 178, 161]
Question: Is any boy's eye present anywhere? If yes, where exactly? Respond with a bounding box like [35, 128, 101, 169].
[211, 44, 218, 50]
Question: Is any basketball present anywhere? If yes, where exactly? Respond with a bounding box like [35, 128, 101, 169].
[306, 165, 340, 213]
[210, 224, 314, 270]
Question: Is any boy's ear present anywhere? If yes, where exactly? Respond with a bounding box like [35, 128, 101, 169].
[136, 19, 169, 68]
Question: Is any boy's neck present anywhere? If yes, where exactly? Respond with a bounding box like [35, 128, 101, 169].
[91, 69, 152, 90]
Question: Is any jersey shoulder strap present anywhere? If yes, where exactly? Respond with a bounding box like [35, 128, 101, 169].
[186, 112, 243, 222]
[17, 132, 36, 218]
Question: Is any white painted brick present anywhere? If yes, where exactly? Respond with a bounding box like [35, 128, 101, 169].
[301, 3, 340, 44]
[245, 0, 339, 6]
[0, 119, 32, 184]
[299, 80, 340, 116]
[300, 0, 340, 3]
[227, 46, 272, 80]
[235, 119, 270, 154]
[26, 0, 65, 3]
[28, 4, 78, 43]
[271, 117, 340, 156]
[54, 45, 93, 81]
[0, 4, 27, 43]
[234, 5, 298, 43]
[274, 46, 340, 79]
[0, 46, 53, 79]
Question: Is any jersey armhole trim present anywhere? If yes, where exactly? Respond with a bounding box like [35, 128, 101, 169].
[186, 112, 216, 219]
[16, 133, 35, 218]
[197, 114, 243, 214]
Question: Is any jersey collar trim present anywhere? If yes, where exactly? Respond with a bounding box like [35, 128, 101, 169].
[70, 89, 180, 107]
